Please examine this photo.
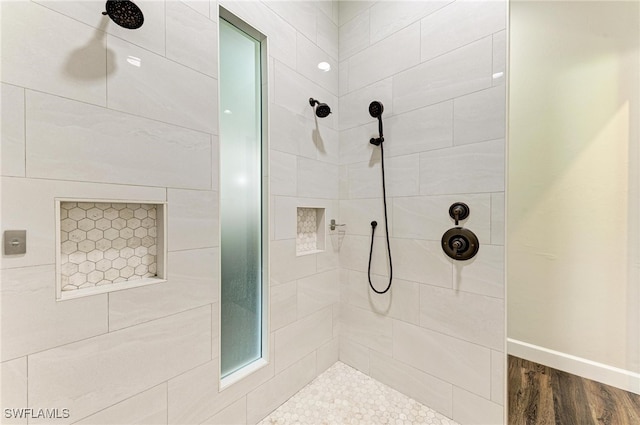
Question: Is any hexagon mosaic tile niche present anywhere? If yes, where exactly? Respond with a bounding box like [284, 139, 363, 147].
[296, 207, 325, 256]
[58, 201, 165, 299]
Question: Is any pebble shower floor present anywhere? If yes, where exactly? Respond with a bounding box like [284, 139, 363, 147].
[259, 362, 460, 425]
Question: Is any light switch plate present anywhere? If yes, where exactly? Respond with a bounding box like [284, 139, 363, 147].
[4, 230, 26, 255]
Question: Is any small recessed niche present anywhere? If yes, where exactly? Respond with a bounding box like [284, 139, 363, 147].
[296, 207, 325, 256]
[56, 199, 167, 301]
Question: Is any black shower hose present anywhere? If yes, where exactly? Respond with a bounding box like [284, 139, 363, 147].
[367, 142, 393, 294]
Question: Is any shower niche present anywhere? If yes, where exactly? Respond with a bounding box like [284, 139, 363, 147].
[55, 199, 167, 300]
[296, 207, 326, 256]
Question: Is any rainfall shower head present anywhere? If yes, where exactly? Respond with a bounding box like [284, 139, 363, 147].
[309, 98, 332, 118]
[369, 101, 384, 118]
[102, 0, 144, 30]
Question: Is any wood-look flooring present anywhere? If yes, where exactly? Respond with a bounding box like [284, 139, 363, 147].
[508, 355, 640, 425]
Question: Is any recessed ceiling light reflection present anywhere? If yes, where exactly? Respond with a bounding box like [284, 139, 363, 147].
[317, 61, 331, 72]
[127, 56, 141, 67]
[223, 109, 232, 114]
[492, 72, 504, 79]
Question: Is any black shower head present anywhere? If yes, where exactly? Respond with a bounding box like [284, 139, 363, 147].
[369, 101, 384, 118]
[102, 0, 144, 30]
[309, 98, 332, 118]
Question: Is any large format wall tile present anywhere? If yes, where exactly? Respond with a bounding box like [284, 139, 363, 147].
[270, 239, 317, 286]
[274, 307, 333, 373]
[392, 194, 491, 242]
[317, 11, 339, 60]
[246, 353, 317, 424]
[1, 1, 106, 106]
[31, 0, 166, 56]
[421, 0, 506, 62]
[383, 101, 454, 158]
[271, 281, 297, 331]
[369, 351, 453, 418]
[201, 397, 247, 425]
[274, 61, 338, 130]
[393, 320, 491, 398]
[263, 1, 317, 43]
[297, 157, 338, 199]
[109, 248, 218, 331]
[166, 0, 218, 77]
[107, 35, 218, 134]
[168, 350, 273, 425]
[271, 151, 298, 196]
[167, 189, 218, 251]
[0, 177, 165, 270]
[454, 244, 505, 299]
[25, 91, 211, 189]
[343, 270, 419, 325]
[1, 83, 25, 177]
[390, 238, 452, 287]
[297, 270, 340, 316]
[296, 33, 339, 96]
[491, 192, 505, 245]
[219, 0, 296, 69]
[74, 384, 167, 425]
[340, 304, 393, 355]
[419, 284, 504, 350]
[28, 306, 211, 424]
[393, 37, 493, 114]
[452, 386, 504, 425]
[339, 78, 393, 130]
[369, 0, 452, 45]
[348, 23, 420, 92]
[491, 350, 505, 404]
[1, 357, 27, 425]
[453, 85, 506, 146]
[1, 265, 107, 361]
[339, 337, 370, 374]
[339, 9, 369, 62]
[419, 139, 505, 195]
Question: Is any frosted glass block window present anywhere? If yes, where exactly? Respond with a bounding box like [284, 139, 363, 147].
[219, 13, 268, 382]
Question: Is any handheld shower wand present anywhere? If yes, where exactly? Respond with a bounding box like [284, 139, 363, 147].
[367, 101, 393, 294]
[369, 101, 384, 146]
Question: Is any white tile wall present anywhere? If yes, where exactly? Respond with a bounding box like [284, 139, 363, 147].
[28, 306, 211, 424]
[1, 83, 25, 177]
[338, 3, 506, 425]
[166, 1, 218, 77]
[347, 22, 421, 92]
[73, 384, 167, 425]
[393, 37, 493, 113]
[26, 91, 212, 189]
[31, 0, 167, 56]
[108, 247, 218, 331]
[107, 35, 218, 134]
[167, 189, 218, 251]
[0, 1, 107, 106]
[0, 357, 27, 425]
[369, 351, 453, 418]
[274, 307, 332, 373]
[393, 320, 491, 398]
[1, 265, 108, 362]
[246, 352, 317, 424]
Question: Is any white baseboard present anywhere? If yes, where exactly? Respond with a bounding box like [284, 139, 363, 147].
[507, 338, 640, 395]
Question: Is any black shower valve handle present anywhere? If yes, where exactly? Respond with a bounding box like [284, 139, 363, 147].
[449, 202, 470, 226]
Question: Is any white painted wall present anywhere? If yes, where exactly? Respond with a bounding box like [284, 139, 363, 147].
[338, 1, 507, 424]
[508, 0, 640, 391]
